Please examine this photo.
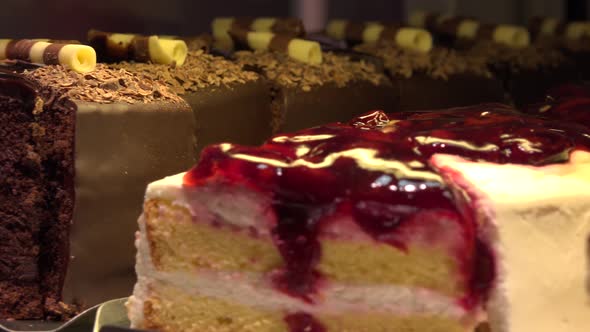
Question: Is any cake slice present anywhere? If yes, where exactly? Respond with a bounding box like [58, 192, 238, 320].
[0, 63, 195, 318]
[233, 50, 397, 133]
[128, 103, 590, 331]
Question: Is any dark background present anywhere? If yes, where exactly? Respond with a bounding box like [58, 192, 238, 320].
[0, 0, 585, 40]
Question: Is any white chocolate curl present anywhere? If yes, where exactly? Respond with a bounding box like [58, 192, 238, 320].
[408, 11, 428, 28]
[246, 31, 274, 51]
[565, 22, 590, 40]
[456, 19, 480, 39]
[148, 36, 188, 66]
[251, 18, 277, 32]
[287, 38, 322, 65]
[58, 44, 97, 73]
[362, 23, 385, 44]
[493, 25, 530, 48]
[326, 19, 348, 40]
[395, 28, 433, 53]
[212, 17, 235, 51]
[540, 18, 560, 36]
[243, 31, 322, 65]
[0, 39, 96, 73]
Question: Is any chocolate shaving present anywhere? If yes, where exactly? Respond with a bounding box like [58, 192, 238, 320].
[234, 50, 386, 90]
[468, 41, 566, 71]
[23, 64, 185, 105]
[355, 42, 492, 80]
[110, 50, 259, 95]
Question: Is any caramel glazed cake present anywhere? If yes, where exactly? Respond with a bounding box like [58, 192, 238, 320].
[128, 103, 590, 332]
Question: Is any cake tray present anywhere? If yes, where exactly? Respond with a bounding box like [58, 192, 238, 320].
[0, 298, 140, 332]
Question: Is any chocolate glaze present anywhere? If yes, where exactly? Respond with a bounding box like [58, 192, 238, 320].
[63, 100, 196, 307]
[499, 63, 578, 107]
[274, 80, 399, 133]
[182, 79, 272, 153]
[394, 73, 506, 111]
[185, 103, 590, 329]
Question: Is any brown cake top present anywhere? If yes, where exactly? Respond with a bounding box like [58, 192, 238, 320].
[233, 50, 386, 90]
[468, 41, 566, 71]
[23, 64, 185, 104]
[111, 50, 260, 95]
[355, 43, 492, 80]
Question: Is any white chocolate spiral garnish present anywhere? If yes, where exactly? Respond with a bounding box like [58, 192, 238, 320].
[326, 19, 348, 40]
[0, 39, 96, 73]
[566, 22, 590, 40]
[231, 29, 322, 65]
[456, 19, 480, 39]
[87, 30, 188, 66]
[408, 11, 428, 27]
[212, 17, 305, 51]
[325, 20, 432, 52]
[493, 25, 530, 48]
[394, 28, 433, 53]
[148, 37, 188, 66]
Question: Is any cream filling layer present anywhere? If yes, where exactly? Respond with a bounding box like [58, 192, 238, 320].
[128, 211, 478, 328]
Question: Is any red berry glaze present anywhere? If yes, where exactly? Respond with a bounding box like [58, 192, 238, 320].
[183, 103, 590, 328]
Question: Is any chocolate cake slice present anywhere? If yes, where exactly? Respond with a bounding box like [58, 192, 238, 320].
[0, 64, 195, 318]
[355, 43, 506, 110]
[111, 50, 272, 152]
[234, 50, 397, 133]
[0, 72, 73, 319]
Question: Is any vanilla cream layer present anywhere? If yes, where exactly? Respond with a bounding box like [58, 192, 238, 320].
[128, 210, 477, 329]
[432, 150, 590, 332]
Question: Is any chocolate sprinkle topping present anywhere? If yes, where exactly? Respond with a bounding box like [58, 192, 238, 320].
[23, 64, 184, 105]
[355, 43, 492, 80]
[234, 50, 386, 90]
[468, 41, 566, 71]
[111, 50, 259, 95]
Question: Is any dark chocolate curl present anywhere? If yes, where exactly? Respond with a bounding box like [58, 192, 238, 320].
[269, 34, 293, 53]
[6, 40, 36, 61]
[42, 44, 65, 65]
[272, 18, 305, 37]
[344, 22, 367, 45]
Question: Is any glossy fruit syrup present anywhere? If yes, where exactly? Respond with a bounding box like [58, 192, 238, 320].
[184, 103, 590, 332]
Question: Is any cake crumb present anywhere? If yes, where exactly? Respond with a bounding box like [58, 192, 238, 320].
[32, 96, 44, 114]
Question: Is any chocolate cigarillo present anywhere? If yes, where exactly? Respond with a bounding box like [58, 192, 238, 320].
[476, 23, 530, 48]
[161, 33, 213, 52]
[529, 17, 590, 40]
[326, 20, 433, 53]
[229, 29, 322, 65]
[87, 30, 188, 66]
[0, 39, 96, 73]
[212, 17, 305, 51]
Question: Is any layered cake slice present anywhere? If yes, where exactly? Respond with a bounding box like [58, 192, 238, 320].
[0, 40, 196, 318]
[89, 30, 273, 153]
[128, 104, 590, 331]
[409, 12, 577, 107]
[355, 42, 505, 110]
[320, 20, 504, 110]
[234, 49, 397, 133]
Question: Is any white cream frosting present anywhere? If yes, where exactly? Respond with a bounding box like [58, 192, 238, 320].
[432, 150, 590, 332]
